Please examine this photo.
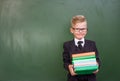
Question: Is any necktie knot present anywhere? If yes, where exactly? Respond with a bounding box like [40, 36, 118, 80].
[78, 41, 83, 45]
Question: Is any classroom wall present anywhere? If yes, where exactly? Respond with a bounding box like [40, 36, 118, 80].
[0, 0, 120, 81]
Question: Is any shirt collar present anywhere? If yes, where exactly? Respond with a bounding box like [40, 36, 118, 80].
[74, 38, 85, 47]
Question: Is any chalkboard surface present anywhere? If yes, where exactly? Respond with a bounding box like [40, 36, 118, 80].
[0, 0, 120, 81]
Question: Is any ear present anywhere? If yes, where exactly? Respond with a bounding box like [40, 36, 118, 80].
[70, 27, 73, 33]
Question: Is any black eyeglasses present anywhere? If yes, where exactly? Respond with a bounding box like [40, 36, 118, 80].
[72, 28, 87, 32]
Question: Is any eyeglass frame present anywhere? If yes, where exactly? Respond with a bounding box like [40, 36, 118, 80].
[72, 27, 88, 32]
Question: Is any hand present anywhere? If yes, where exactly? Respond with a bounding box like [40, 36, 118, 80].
[93, 69, 99, 74]
[68, 64, 77, 76]
[93, 61, 99, 74]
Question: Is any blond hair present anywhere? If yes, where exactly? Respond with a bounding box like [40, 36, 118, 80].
[71, 15, 86, 27]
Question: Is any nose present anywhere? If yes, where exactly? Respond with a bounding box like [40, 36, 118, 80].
[79, 30, 82, 32]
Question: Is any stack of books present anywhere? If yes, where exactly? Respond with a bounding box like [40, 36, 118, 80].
[72, 52, 98, 75]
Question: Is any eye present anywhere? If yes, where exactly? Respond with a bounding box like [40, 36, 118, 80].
[80, 28, 86, 30]
[75, 28, 80, 30]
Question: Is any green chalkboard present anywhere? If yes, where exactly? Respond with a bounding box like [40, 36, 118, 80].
[0, 0, 120, 81]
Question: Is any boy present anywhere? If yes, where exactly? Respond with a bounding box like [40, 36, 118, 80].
[62, 15, 101, 81]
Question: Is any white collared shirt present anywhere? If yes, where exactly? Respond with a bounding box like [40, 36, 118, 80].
[74, 38, 85, 47]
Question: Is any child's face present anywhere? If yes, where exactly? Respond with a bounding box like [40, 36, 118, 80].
[70, 22, 87, 40]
